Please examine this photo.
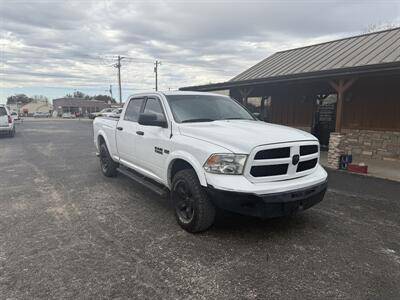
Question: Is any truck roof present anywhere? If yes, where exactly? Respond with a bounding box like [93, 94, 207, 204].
[126, 90, 228, 99]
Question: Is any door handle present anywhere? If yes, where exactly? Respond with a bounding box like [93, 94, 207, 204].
[117, 126, 123, 131]
[136, 131, 144, 136]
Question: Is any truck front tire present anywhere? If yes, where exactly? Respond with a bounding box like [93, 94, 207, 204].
[171, 169, 216, 233]
[99, 143, 118, 177]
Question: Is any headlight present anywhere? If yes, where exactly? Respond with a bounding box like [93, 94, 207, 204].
[203, 154, 247, 175]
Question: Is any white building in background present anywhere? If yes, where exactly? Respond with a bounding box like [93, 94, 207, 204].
[20, 101, 52, 116]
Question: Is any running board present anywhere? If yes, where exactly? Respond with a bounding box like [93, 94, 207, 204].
[117, 166, 168, 197]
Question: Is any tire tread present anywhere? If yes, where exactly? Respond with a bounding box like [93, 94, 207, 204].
[172, 169, 215, 233]
[100, 143, 118, 177]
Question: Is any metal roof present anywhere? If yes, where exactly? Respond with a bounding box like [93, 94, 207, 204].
[230, 27, 400, 82]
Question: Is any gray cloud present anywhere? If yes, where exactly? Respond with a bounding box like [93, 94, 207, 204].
[1, 0, 399, 100]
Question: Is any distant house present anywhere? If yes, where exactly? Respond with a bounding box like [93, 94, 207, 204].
[181, 27, 400, 166]
[52, 98, 111, 116]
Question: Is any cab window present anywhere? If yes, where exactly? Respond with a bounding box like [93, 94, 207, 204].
[124, 98, 144, 122]
[143, 98, 166, 121]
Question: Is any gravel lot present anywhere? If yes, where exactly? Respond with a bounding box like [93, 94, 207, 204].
[1, 120, 399, 299]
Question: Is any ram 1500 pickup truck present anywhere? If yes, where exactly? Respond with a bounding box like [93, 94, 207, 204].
[93, 91, 327, 233]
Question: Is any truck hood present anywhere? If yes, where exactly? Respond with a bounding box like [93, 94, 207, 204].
[178, 120, 317, 153]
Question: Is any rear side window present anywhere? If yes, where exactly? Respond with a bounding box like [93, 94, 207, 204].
[0, 107, 7, 116]
[124, 98, 144, 122]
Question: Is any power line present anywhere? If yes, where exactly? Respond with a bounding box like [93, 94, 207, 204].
[102, 55, 157, 101]
[102, 55, 219, 94]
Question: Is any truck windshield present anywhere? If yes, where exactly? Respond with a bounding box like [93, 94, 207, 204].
[166, 94, 255, 123]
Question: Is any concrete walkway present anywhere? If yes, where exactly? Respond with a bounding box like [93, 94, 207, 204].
[320, 151, 400, 182]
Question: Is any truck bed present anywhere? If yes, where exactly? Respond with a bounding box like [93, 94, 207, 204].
[93, 116, 119, 158]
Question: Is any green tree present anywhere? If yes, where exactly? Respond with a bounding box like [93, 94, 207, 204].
[73, 91, 86, 98]
[32, 95, 49, 103]
[364, 22, 399, 33]
[6, 94, 33, 105]
[93, 94, 116, 103]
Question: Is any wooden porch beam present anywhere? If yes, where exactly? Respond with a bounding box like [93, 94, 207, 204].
[328, 78, 357, 133]
[239, 87, 254, 105]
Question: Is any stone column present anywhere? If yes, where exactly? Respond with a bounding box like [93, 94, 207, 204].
[328, 132, 344, 169]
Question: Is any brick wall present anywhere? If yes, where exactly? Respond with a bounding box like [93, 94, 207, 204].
[341, 129, 400, 161]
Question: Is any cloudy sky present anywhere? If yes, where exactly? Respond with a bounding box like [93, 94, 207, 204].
[0, 0, 399, 103]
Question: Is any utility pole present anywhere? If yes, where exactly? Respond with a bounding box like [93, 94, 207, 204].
[109, 85, 113, 99]
[114, 56, 125, 104]
[154, 60, 161, 91]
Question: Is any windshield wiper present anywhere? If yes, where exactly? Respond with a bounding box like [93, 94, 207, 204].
[222, 117, 252, 120]
[181, 118, 215, 123]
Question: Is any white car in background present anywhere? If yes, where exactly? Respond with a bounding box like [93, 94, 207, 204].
[0, 104, 16, 137]
[103, 108, 123, 118]
[33, 112, 50, 118]
[62, 112, 76, 119]
[89, 108, 114, 119]
[10, 111, 22, 122]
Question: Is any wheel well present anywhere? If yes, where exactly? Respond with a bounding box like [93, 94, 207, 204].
[98, 135, 106, 147]
[170, 159, 194, 181]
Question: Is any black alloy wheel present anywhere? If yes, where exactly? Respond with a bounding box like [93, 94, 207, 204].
[173, 180, 195, 224]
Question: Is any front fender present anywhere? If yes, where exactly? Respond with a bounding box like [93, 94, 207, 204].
[165, 151, 207, 188]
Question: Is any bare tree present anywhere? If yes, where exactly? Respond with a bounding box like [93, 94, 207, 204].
[32, 95, 49, 103]
[364, 22, 399, 33]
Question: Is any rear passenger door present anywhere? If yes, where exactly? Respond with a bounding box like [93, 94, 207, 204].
[116, 97, 145, 166]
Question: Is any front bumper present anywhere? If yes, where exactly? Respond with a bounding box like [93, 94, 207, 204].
[205, 164, 327, 195]
[206, 179, 327, 219]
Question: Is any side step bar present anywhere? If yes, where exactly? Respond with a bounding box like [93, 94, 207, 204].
[117, 166, 169, 197]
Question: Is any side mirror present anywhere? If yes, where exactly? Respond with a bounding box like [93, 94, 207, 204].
[138, 113, 167, 128]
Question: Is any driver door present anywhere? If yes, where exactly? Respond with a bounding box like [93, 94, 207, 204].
[135, 97, 171, 182]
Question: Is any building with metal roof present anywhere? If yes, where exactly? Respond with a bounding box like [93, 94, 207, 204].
[181, 28, 400, 167]
[231, 28, 400, 83]
[53, 98, 111, 117]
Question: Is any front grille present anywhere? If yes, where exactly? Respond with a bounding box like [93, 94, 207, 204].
[254, 147, 290, 160]
[247, 142, 319, 182]
[300, 145, 318, 156]
[250, 164, 288, 177]
[297, 158, 318, 172]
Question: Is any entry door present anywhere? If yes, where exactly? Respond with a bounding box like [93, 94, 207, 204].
[135, 97, 170, 182]
[116, 97, 145, 166]
[313, 95, 337, 149]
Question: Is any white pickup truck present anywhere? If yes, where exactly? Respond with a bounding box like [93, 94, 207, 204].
[93, 91, 327, 232]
